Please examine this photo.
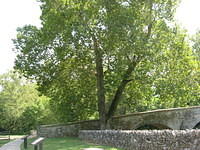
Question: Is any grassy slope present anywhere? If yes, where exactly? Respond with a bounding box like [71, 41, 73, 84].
[21, 137, 122, 150]
[0, 139, 10, 147]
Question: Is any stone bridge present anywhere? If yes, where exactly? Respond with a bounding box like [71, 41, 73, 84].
[38, 106, 200, 137]
[112, 106, 200, 130]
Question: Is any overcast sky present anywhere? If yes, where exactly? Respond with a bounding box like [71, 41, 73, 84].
[0, 0, 41, 74]
[0, 0, 200, 74]
[175, 0, 200, 34]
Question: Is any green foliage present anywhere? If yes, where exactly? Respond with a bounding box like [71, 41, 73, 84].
[13, 0, 182, 121]
[192, 30, 200, 60]
[0, 71, 56, 134]
[13, 0, 200, 125]
[117, 29, 200, 114]
[15, 106, 40, 133]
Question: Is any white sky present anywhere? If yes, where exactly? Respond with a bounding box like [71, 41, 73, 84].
[0, 0, 200, 74]
[175, 0, 200, 34]
[0, 0, 41, 74]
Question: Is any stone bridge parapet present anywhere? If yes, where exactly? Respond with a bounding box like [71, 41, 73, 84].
[112, 106, 200, 130]
[38, 106, 200, 137]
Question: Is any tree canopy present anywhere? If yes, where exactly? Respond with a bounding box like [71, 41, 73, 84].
[13, 0, 200, 128]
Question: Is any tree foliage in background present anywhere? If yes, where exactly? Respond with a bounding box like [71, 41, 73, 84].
[120, 29, 200, 114]
[0, 71, 56, 134]
[13, 0, 200, 128]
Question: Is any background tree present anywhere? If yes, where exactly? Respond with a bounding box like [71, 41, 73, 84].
[118, 29, 200, 114]
[0, 71, 55, 133]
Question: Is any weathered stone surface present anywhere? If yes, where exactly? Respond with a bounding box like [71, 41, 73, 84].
[38, 106, 200, 137]
[79, 130, 200, 150]
[38, 120, 99, 137]
[111, 106, 200, 130]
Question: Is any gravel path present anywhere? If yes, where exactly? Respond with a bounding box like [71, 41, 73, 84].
[0, 139, 23, 150]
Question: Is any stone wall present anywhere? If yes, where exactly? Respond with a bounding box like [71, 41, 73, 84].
[79, 130, 200, 150]
[38, 120, 99, 137]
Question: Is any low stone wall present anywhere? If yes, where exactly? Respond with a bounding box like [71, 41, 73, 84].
[38, 120, 99, 137]
[79, 130, 200, 150]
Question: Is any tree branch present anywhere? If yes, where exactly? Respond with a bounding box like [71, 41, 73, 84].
[146, 0, 153, 39]
[106, 0, 153, 121]
[106, 59, 139, 121]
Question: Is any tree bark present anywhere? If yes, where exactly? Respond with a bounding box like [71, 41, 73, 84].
[93, 36, 106, 129]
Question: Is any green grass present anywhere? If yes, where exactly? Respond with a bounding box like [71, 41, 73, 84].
[21, 137, 122, 150]
[0, 139, 10, 147]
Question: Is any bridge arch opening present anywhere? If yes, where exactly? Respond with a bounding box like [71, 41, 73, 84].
[136, 124, 172, 130]
[193, 122, 200, 129]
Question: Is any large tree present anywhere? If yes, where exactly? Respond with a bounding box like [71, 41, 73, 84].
[13, 0, 180, 128]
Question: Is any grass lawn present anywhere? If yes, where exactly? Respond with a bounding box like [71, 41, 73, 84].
[21, 137, 122, 150]
[0, 139, 10, 147]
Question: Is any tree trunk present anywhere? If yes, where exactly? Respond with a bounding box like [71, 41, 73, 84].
[106, 60, 138, 121]
[93, 36, 106, 129]
[92, 0, 153, 128]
